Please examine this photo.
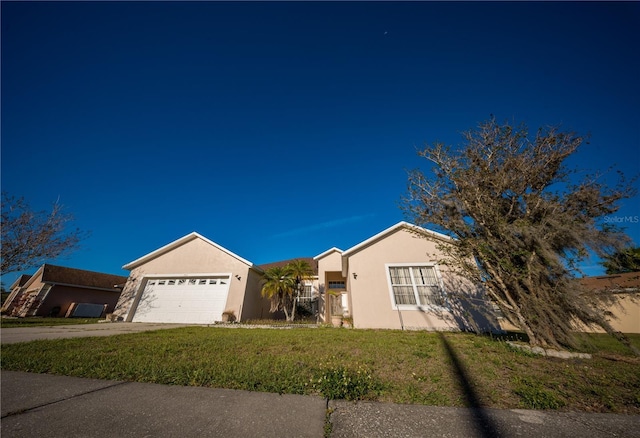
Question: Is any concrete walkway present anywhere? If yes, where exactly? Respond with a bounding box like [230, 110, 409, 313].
[0, 322, 194, 344]
[2, 371, 639, 438]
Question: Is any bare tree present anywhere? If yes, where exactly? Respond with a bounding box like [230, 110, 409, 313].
[402, 117, 637, 352]
[1, 193, 86, 274]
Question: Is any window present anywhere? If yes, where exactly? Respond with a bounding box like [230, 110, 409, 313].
[388, 265, 445, 307]
[328, 281, 345, 290]
[298, 284, 313, 303]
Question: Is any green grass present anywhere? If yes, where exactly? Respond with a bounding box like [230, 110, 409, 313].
[1, 327, 639, 413]
[0, 317, 102, 328]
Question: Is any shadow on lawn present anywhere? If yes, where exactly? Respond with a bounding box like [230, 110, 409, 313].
[437, 332, 503, 438]
[413, 308, 503, 437]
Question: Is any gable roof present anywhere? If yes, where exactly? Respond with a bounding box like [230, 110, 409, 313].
[341, 221, 452, 258]
[580, 271, 640, 293]
[10, 274, 32, 290]
[313, 247, 343, 260]
[123, 232, 257, 271]
[22, 264, 127, 292]
[257, 257, 318, 276]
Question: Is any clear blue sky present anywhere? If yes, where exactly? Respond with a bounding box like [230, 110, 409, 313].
[2, 1, 639, 286]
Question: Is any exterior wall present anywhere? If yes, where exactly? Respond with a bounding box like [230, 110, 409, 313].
[603, 294, 640, 333]
[8, 273, 47, 317]
[2, 286, 29, 315]
[346, 228, 462, 331]
[36, 285, 120, 317]
[239, 267, 271, 321]
[114, 237, 259, 322]
[571, 294, 640, 334]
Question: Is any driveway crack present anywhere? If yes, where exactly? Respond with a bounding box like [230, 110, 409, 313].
[1, 381, 131, 419]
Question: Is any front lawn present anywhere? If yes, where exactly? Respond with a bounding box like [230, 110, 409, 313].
[1, 327, 638, 413]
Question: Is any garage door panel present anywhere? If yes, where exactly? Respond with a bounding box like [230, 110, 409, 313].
[132, 277, 230, 324]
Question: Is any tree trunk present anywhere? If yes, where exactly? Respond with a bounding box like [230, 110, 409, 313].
[289, 290, 299, 322]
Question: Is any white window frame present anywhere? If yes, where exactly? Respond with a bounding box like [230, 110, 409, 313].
[298, 281, 314, 303]
[385, 263, 448, 311]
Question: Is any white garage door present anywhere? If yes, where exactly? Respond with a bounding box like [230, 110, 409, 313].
[132, 276, 231, 324]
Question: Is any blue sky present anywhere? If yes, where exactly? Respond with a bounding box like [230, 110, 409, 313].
[2, 1, 639, 286]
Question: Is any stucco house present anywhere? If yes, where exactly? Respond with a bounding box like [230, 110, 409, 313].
[315, 222, 501, 332]
[579, 271, 640, 334]
[113, 223, 500, 330]
[113, 232, 270, 324]
[1, 264, 127, 318]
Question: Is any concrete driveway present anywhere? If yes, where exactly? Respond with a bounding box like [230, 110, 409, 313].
[0, 322, 193, 344]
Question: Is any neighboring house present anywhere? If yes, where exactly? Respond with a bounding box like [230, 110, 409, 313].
[579, 271, 640, 334]
[113, 232, 270, 324]
[1, 264, 127, 318]
[315, 222, 501, 332]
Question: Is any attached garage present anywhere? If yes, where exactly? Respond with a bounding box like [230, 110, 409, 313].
[113, 232, 270, 324]
[131, 276, 231, 324]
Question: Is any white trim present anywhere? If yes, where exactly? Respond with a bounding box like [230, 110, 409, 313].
[139, 272, 233, 279]
[342, 222, 452, 258]
[9, 274, 31, 290]
[123, 232, 258, 271]
[18, 265, 45, 291]
[385, 263, 449, 311]
[313, 247, 343, 260]
[41, 282, 122, 293]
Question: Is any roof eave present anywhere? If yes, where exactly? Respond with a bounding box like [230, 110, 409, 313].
[342, 221, 453, 258]
[313, 247, 344, 260]
[123, 232, 257, 271]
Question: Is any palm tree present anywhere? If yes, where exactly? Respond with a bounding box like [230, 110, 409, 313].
[284, 259, 315, 322]
[260, 266, 295, 320]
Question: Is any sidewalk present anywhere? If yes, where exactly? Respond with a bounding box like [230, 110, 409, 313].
[2, 371, 639, 438]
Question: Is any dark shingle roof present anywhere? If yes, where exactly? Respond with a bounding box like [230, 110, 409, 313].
[257, 257, 318, 276]
[41, 264, 129, 291]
